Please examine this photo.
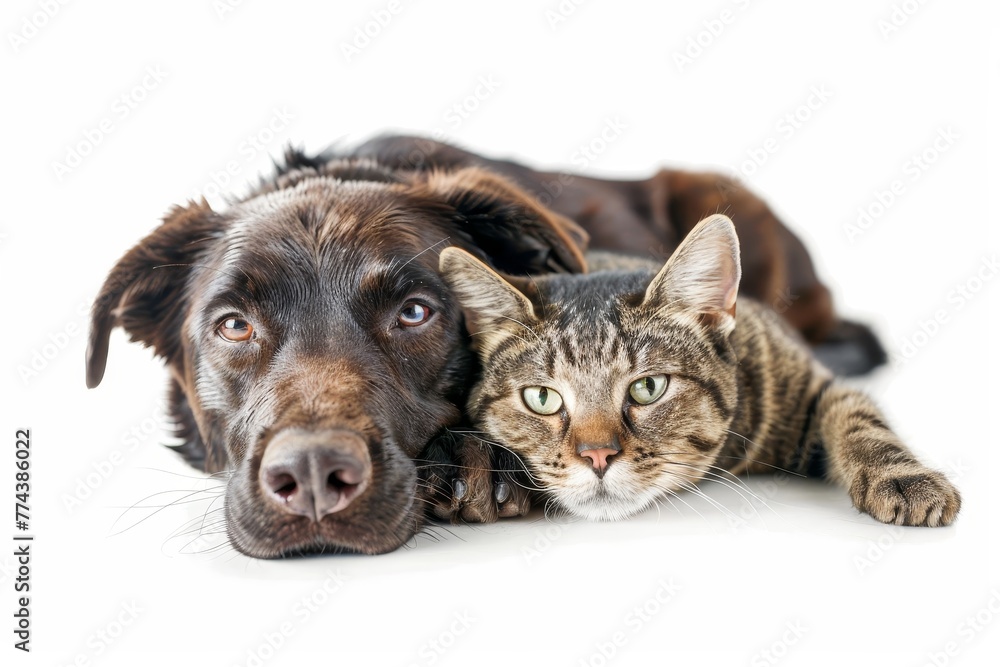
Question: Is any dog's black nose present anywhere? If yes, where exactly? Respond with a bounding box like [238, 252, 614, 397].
[259, 429, 371, 520]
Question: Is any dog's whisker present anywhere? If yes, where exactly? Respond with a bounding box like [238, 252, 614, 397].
[133, 466, 230, 482]
[110, 487, 225, 536]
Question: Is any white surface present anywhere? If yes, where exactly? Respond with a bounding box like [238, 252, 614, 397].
[2, 1, 998, 665]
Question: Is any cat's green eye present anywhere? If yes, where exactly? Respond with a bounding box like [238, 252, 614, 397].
[629, 375, 668, 405]
[522, 386, 563, 415]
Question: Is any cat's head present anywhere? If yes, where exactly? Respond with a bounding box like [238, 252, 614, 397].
[440, 214, 743, 520]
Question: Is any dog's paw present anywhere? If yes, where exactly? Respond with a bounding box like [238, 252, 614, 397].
[421, 435, 532, 523]
[491, 446, 534, 519]
[850, 467, 961, 527]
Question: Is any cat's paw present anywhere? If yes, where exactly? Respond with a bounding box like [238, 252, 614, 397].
[850, 467, 961, 527]
[422, 435, 532, 523]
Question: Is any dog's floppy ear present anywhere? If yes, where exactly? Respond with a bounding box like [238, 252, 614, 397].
[415, 167, 588, 275]
[86, 200, 224, 388]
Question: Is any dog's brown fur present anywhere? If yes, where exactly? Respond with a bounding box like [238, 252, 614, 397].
[87, 136, 884, 557]
[87, 161, 588, 557]
[344, 136, 884, 368]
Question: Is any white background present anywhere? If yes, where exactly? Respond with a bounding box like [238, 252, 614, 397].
[2, 1, 998, 666]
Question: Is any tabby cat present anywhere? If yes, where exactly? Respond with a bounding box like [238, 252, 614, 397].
[434, 214, 960, 526]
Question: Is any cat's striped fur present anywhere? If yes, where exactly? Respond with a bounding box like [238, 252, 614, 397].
[437, 215, 960, 526]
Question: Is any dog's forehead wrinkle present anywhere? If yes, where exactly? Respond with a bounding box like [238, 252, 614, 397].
[238, 175, 371, 216]
[224, 212, 434, 302]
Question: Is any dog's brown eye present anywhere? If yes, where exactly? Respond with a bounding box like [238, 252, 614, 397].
[398, 301, 432, 327]
[218, 317, 254, 342]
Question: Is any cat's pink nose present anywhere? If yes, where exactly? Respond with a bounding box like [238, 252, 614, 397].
[578, 447, 619, 477]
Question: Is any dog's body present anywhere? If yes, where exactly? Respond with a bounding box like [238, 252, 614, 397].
[87, 135, 883, 557]
[342, 136, 884, 370]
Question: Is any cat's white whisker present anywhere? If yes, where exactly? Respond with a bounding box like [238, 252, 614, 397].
[722, 429, 806, 477]
[662, 461, 773, 522]
[670, 479, 744, 525]
[652, 483, 711, 525]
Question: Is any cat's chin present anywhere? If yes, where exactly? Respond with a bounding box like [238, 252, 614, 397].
[555, 486, 662, 522]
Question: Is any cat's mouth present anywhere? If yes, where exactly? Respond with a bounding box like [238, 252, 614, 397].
[555, 469, 664, 521]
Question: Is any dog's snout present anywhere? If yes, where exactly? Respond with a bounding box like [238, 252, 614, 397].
[259, 429, 372, 521]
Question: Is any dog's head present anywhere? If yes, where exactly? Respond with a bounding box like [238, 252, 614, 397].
[87, 158, 586, 557]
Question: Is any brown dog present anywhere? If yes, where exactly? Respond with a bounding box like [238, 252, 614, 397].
[86, 136, 882, 557]
[344, 135, 883, 369]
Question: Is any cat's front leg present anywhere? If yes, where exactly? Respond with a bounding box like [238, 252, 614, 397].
[418, 431, 533, 523]
[807, 383, 961, 526]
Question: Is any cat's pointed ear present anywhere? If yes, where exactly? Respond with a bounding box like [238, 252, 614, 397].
[641, 214, 741, 328]
[439, 247, 538, 355]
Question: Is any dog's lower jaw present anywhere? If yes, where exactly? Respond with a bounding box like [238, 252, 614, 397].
[225, 508, 423, 559]
[223, 493, 423, 558]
